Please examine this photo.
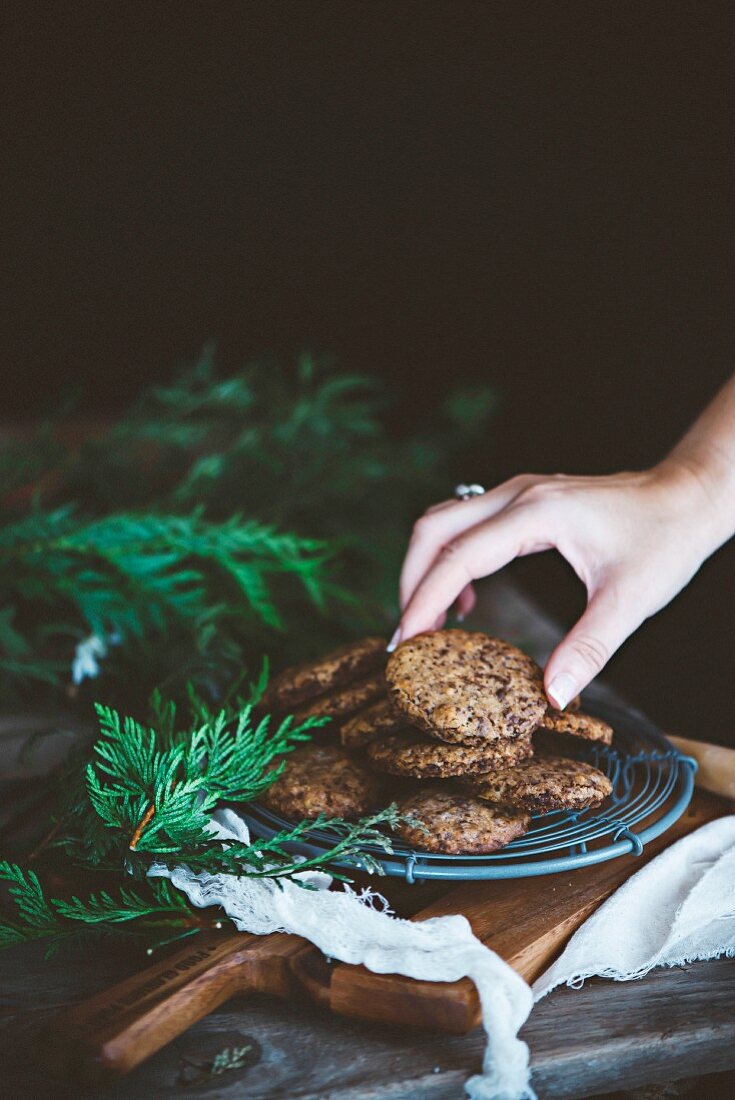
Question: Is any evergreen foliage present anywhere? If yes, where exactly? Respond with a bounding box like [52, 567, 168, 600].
[0, 345, 495, 704]
[0, 689, 407, 954]
[0, 508, 333, 699]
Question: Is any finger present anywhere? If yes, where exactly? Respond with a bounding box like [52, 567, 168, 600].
[544, 584, 646, 708]
[425, 498, 461, 515]
[455, 583, 476, 620]
[399, 477, 536, 611]
[390, 610, 445, 652]
[400, 506, 552, 641]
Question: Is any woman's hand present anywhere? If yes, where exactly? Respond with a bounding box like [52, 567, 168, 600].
[393, 458, 730, 709]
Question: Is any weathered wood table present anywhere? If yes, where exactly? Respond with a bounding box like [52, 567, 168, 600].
[2, 580, 734, 1100]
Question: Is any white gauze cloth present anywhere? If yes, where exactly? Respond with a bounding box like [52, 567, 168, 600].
[149, 808, 535, 1100]
[533, 815, 735, 999]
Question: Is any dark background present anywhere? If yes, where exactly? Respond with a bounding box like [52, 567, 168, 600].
[3, 2, 734, 742]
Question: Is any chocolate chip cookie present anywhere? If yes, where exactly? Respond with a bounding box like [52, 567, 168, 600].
[467, 755, 612, 813]
[291, 673, 385, 725]
[340, 698, 406, 749]
[366, 730, 533, 779]
[538, 710, 614, 745]
[396, 788, 530, 854]
[260, 743, 384, 820]
[386, 629, 547, 744]
[262, 636, 386, 713]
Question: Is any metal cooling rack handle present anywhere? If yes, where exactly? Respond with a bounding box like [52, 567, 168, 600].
[611, 823, 645, 856]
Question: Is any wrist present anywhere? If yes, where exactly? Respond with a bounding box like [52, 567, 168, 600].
[653, 448, 735, 551]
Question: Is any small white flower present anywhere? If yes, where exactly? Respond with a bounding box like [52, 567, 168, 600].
[72, 634, 108, 685]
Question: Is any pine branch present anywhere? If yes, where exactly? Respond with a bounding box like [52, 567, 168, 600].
[0, 682, 421, 954]
[0, 862, 57, 945]
[0, 346, 497, 703]
[209, 1044, 253, 1077]
[53, 878, 192, 925]
[59, 699, 327, 861]
[0, 502, 345, 706]
[0, 862, 195, 954]
[155, 804, 407, 882]
[0, 508, 335, 640]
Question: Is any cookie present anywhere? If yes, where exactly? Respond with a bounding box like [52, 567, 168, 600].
[291, 673, 385, 725]
[366, 731, 533, 779]
[262, 637, 386, 712]
[396, 789, 530, 854]
[260, 744, 383, 820]
[532, 727, 591, 760]
[386, 630, 547, 744]
[340, 698, 406, 749]
[538, 710, 613, 745]
[467, 756, 612, 813]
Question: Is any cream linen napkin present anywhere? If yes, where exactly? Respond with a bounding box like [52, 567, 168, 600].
[533, 815, 735, 998]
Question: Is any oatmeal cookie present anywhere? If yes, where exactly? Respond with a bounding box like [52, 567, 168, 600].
[261, 743, 383, 820]
[467, 755, 612, 813]
[386, 630, 547, 744]
[396, 788, 530, 854]
[538, 710, 613, 745]
[366, 731, 533, 779]
[340, 698, 406, 749]
[262, 637, 386, 712]
[291, 673, 385, 725]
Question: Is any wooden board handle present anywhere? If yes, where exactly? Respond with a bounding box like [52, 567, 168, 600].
[668, 734, 735, 800]
[50, 931, 307, 1081]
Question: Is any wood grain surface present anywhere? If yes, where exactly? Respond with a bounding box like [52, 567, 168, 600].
[51, 932, 313, 1079]
[3, 940, 734, 1100]
[668, 733, 735, 800]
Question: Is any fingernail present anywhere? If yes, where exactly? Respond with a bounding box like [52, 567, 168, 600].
[387, 626, 402, 653]
[547, 673, 577, 710]
[456, 611, 466, 623]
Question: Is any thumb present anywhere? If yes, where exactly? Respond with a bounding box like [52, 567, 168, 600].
[544, 585, 644, 709]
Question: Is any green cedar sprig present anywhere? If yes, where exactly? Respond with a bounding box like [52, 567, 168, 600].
[60, 698, 327, 863]
[0, 685, 408, 954]
[0, 507, 337, 700]
[172, 804, 409, 882]
[0, 347, 496, 705]
[0, 863, 195, 957]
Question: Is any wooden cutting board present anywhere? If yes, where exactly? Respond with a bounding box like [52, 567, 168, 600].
[50, 790, 726, 1081]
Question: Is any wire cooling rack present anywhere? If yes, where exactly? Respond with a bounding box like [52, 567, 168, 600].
[244, 699, 697, 883]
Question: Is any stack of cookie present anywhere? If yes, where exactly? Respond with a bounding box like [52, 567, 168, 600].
[260, 637, 390, 821]
[261, 636, 387, 724]
[261, 629, 613, 855]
